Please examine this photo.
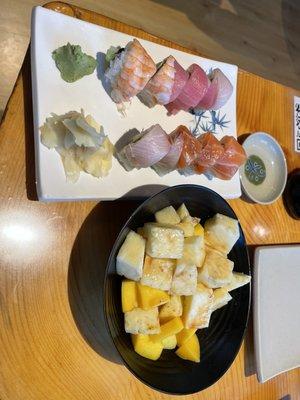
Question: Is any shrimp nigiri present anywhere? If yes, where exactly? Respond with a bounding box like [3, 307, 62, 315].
[105, 39, 156, 105]
[138, 56, 189, 108]
[210, 135, 246, 180]
[117, 124, 170, 170]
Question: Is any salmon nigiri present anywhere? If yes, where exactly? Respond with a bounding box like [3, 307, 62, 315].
[210, 135, 246, 180]
[165, 64, 210, 115]
[193, 133, 224, 174]
[117, 124, 170, 170]
[138, 56, 188, 108]
[174, 126, 202, 169]
[105, 39, 156, 104]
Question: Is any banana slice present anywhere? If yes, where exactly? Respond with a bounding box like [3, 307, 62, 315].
[204, 213, 239, 255]
[224, 272, 251, 291]
[197, 249, 234, 288]
[212, 288, 232, 312]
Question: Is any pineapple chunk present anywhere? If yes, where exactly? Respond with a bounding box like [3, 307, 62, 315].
[116, 230, 145, 281]
[125, 307, 160, 334]
[182, 283, 213, 329]
[224, 272, 251, 292]
[146, 224, 184, 259]
[204, 213, 239, 255]
[181, 236, 205, 268]
[152, 317, 184, 342]
[162, 335, 177, 349]
[197, 249, 234, 288]
[170, 262, 197, 296]
[137, 227, 146, 238]
[121, 280, 138, 312]
[194, 223, 204, 236]
[177, 203, 190, 220]
[212, 288, 232, 312]
[176, 333, 200, 362]
[159, 295, 182, 322]
[141, 255, 174, 291]
[137, 283, 169, 310]
[131, 334, 163, 360]
[155, 206, 180, 225]
[176, 218, 195, 237]
[176, 328, 197, 346]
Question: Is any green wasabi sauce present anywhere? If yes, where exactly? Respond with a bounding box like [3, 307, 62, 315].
[52, 43, 97, 83]
[244, 155, 266, 185]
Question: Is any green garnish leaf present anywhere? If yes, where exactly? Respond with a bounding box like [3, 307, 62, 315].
[52, 43, 97, 83]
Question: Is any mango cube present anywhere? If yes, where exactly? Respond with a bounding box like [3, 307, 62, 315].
[152, 317, 183, 343]
[176, 328, 197, 347]
[159, 295, 182, 323]
[137, 283, 169, 310]
[121, 280, 138, 312]
[176, 333, 200, 362]
[162, 335, 177, 350]
[131, 334, 163, 360]
[155, 206, 180, 225]
[194, 223, 204, 236]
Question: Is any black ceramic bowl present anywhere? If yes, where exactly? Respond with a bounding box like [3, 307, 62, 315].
[104, 185, 251, 395]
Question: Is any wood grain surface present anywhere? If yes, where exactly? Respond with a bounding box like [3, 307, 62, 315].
[0, 2, 299, 399]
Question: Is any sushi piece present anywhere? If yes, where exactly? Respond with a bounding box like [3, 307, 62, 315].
[193, 133, 224, 174]
[138, 56, 189, 108]
[174, 126, 202, 170]
[152, 127, 184, 176]
[117, 124, 170, 170]
[210, 135, 246, 180]
[165, 64, 210, 115]
[195, 68, 233, 111]
[105, 39, 156, 104]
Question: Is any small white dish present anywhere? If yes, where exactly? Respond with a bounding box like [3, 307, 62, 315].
[253, 245, 300, 383]
[31, 6, 240, 202]
[240, 132, 287, 204]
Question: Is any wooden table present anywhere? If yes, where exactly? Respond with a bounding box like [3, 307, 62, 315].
[0, 2, 299, 399]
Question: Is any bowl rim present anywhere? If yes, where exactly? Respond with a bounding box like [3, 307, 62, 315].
[103, 184, 251, 395]
[240, 131, 288, 205]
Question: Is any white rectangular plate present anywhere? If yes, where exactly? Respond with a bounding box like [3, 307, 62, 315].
[253, 245, 300, 383]
[31, 6, 240, 201]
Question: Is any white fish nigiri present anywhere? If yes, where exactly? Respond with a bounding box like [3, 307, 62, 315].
[105, 39, 156, 104]
[153, 129, 184, 176]
[118, 124, 170, 170]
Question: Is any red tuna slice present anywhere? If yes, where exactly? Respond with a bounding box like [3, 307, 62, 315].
[195, 77, 218, 110]
[210, 135, 246, 180]
[170, 59, 189, 103]
[165, 64, 209, 115]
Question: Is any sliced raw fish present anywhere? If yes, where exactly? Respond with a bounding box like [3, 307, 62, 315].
[153, 128, 184, 176]
[173, 126, 202, 169]
[139, 56, 188, 107]
[210, 135, 246, 180]
[165, 64, 210, 115]
[105, 39, 156, 104]
[117, 124, 170, 170]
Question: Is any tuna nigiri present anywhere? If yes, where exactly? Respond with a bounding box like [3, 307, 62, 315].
[195, 68, 233, 111]
[210, 135, 246, 180]
[117, 124, 170, 170]
[105, 39, 156, 104]
[138, 56, 188, 108]
[194, 132, 224, 174]
[152, 127, 184, 176]
[166, 64, 210, 115]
